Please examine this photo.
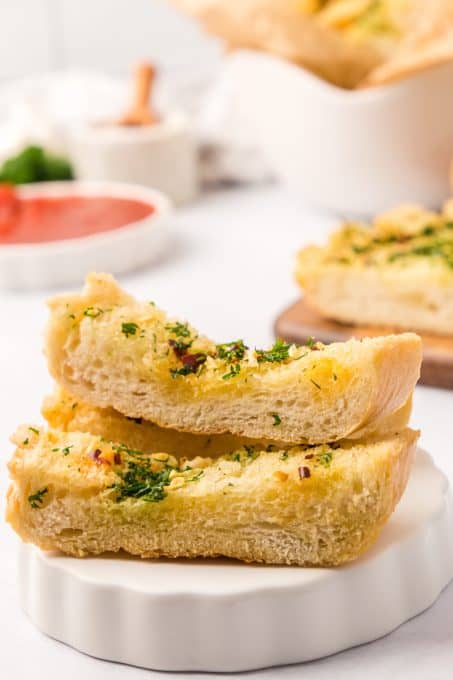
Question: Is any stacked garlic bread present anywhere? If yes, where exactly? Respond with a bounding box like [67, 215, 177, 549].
[7, 273, 422, 566]
[296, 203, 453, 336]
[45, 273, 421, 444]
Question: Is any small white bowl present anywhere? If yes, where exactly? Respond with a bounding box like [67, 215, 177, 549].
[67, 112, 199, 206]
[229, 50, 453, 216]
[0, 181, 171, 290]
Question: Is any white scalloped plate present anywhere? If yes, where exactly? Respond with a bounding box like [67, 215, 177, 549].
[19, 449, 453, 672]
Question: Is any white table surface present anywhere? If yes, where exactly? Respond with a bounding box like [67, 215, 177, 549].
[1, 185, 452, 679]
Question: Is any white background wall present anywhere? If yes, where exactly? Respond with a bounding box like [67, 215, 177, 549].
[0, 0, 220, 80]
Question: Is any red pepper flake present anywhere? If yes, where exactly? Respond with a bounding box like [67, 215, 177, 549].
[298, 466, 311, 479]
[114, 452, 122, 465]
[90, 449, 102, 461]
[305, 453, 314, 459]
[181, 352, 207, 371]
[90, 448, 110, 465]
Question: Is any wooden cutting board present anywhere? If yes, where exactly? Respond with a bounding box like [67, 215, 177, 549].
[274, 298, 453, 390]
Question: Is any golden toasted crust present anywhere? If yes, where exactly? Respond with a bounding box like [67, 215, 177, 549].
[296, 204, 453, 335]
[45, 273, 421, 444]
[6, 426, 418, 566]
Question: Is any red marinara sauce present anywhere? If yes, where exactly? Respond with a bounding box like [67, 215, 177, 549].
[0, 184, 155, 245]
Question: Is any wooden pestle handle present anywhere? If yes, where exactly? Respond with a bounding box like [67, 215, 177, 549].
[119, 61, 159, 126]
[131, 62, 156, 111]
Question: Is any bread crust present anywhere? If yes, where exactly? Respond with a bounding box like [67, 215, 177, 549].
[45, 273, 422, 444]
[6, 426, 418, 566]
[296, 204, 453, 336]
[42, 386, 413, 457]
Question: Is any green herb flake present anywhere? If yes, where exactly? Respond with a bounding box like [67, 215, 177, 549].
[28, 487, 48, 509]
[280, 451, 289, 461]
[216, 339, 248, 362]
[29, 427, 40, 435]
[22, 438, 29, 446]
[165, 321, 191, 338]
[256, 338, 292, 364]
[310, 379, 321, 390]
[222, 363, 241, 380]
[110, 443, 179, 504]
[272, 413, 282, 427]
[62, 445, 73, 456]
[121, 322, 139, 338]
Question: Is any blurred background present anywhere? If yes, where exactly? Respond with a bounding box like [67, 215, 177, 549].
[0, 0, 220, 80]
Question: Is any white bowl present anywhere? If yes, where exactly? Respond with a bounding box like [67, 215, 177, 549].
[0, 181, 171, 290]
[229, 50, 453, 216]
[67, 112, 199, 206]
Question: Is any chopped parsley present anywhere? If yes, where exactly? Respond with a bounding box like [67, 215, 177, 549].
[22, 438, 29, 446]
[110, 443, 203, 503]
[280, 451, 289, 461]
[28, 487, 48, 509]
[306, 336, 315, 349]
[271, 413, 282, 427]
[165, 321, 191, 338]
[121, 322, 139, 338]
[216, 339, 248, 362]
[29, 427, 40, 435]
[310, 379, 321, 389]
[62, 445, 73, 456]
[112, 461, 171, 503]
[222, 363, 241, 380]
[169, 339, 193, 353]
[256, 338, 291, 363]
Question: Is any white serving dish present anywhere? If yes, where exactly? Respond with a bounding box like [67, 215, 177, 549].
[19, 449, 453, 673]
[67, 112, 199, 205]
[0, 181, 171, 290]
[229, 50, 453, 216]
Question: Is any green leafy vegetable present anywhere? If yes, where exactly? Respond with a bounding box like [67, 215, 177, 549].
[0, 145, 73, 185]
